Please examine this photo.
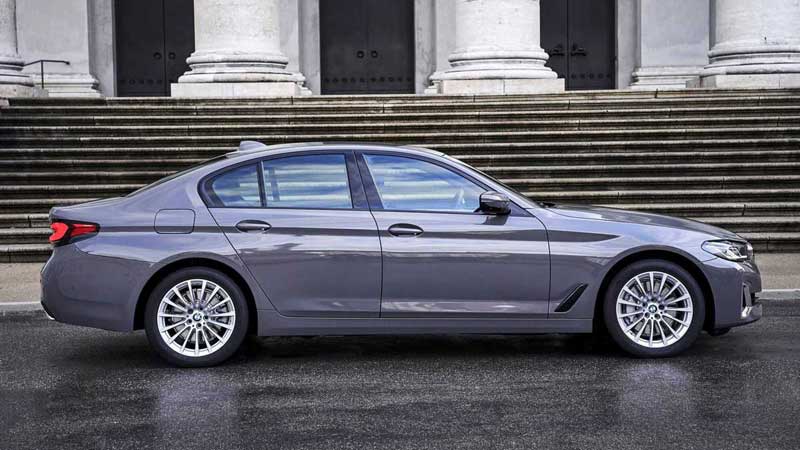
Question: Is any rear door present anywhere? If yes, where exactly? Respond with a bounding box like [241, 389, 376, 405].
[206, 151, 382, 318]
[358, 152, 551, 318]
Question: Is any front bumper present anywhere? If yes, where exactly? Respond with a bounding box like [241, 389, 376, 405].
[702, 256, 762, 329]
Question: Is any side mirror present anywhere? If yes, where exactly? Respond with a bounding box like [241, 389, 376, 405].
[479, 191, 511, 215]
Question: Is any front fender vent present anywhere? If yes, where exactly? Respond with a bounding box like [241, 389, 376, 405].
[554, 283, 588, 313]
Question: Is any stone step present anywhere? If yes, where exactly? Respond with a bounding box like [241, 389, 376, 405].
[6, 89, 800, 112]
[0, 244, 52, 263]
[455, 149, 800, 165]
[606, 202, 800, 217]
[4, 116, 800, 136]
[530, 189, 800, 204]
[5, 112, 800, 127]
[2, 127, 799, 147]
[0, 213, 49, 228]
[485, 162, 800, 176]
[3, 140, 800, 160]
[0, 105, 800, 126]
[0, 171, 171, 185]
[507, 175, 800, 191]
[4, 123, 800, 138]
[0, 184, 141, 199]
[0, 228, 49, 244]
[700, 216, 800, 233]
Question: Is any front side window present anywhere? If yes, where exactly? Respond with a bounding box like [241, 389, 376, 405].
[208, 164, 261, 207]
[262, 154, 352, 209]
[364, 154, 485, 212]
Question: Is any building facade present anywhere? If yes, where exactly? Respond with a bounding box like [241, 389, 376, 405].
[1, 0, 799, 98]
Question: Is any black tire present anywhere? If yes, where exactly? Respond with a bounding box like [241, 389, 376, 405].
[603, 259, 705, 358]
[144, 267, 249, 367]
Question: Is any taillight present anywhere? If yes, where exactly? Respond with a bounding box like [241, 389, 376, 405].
[49, 220, 99, 245]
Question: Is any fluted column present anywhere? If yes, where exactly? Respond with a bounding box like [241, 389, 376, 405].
[630, 0, 709, 90]
[428, 0, 563, 95]
[172, 0, 309, 97]
[0, 0, 36, 97]
[700, 0, 800, 88]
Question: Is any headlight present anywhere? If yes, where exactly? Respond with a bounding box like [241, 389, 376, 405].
[702, 240, 751, 262]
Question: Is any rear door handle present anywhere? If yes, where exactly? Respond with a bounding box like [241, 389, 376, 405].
[235, 220, 272, 233]
[388, 223, 423, 237]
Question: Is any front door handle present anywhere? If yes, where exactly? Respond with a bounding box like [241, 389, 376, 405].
[388, 223, 423, 237]
[571, 44, 587, 56]
[236, 220, 272, 233]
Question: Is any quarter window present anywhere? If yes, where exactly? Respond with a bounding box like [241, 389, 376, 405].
[364, 154, 484, 213]
[208, 164, 261, 207]
[261, 154, 352, 209]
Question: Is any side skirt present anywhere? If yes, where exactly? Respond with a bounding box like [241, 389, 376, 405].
[257, 310, 593, 336]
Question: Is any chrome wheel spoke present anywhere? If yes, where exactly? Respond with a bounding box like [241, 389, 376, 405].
[616, 270, 693, 349]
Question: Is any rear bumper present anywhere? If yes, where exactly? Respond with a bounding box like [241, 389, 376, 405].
[40, 244, 150, 332]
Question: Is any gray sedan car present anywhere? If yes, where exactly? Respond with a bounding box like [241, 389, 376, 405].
[41, 142, 761, 367]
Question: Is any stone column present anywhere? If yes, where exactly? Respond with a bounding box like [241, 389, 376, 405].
[630, 0, 709, 90]
[700, 0, 800, 88]
[16, 0, 101, 97]
[172, 0, 309, 97]
[428, 0, 563, 95]
[0, 0, 36, 97]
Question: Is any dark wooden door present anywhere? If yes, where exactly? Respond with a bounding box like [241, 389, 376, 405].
[115, 0, 194, 96]
[320, 0, 414, 94]
[541, 0, 614, 90]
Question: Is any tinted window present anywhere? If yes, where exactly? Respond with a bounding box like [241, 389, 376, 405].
[208, 164, 261, 207]
[364, 154, 484, 212]
[262, 154, 352, 209]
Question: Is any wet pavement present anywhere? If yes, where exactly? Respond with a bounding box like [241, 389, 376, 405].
[1, 312, 799, 450]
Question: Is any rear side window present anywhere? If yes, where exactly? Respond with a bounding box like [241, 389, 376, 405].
[207, 164, 261, 207]
[261, 154, 352, 209]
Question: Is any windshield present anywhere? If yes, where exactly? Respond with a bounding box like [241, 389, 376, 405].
[126, 155, 227, 197]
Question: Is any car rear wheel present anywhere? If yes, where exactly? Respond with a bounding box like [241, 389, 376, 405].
[145, 267, 249, 367]
[603, 259, 705, 357]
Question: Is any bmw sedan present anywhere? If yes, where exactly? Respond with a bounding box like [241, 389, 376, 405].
[41, 142, 762, 367]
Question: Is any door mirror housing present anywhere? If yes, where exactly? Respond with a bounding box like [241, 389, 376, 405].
[479, 191, 511, 215]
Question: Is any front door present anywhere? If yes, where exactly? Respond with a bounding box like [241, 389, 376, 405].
[319, 0, 415, 94]
[115, 0, 194, 96]
[206, 152, 382, 318]
[358, 152, 551, 318]
[541, 0, 615, 90]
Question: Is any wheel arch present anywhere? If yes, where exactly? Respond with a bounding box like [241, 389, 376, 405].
[592, 249, 715, 333]
[134, 257, 259, 334]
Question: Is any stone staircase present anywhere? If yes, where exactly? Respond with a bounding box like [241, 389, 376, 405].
[1, 88, 799, 262]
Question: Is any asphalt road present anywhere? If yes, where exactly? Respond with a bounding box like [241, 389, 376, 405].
[1, 308, 799, 450]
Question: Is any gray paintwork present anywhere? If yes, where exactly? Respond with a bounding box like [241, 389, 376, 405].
[41, 142, 762, 336]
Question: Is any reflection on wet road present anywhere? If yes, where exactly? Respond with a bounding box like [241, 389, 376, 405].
[1, 313, 799, 450]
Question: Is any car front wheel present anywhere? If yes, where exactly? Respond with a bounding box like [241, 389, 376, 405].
[144, 267, 249, 367]
[603, 259, 705, 357]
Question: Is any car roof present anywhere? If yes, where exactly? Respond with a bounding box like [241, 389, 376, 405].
[226, 141, 445, 159]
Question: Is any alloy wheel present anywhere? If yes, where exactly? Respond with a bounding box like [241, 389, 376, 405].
[615, 271, 694, 349]
[156, 279, 236, 357]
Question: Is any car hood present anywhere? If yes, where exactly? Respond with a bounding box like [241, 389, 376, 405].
[538, 203, 743, 240]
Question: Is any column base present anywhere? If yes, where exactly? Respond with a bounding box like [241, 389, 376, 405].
[428, 78, 564, 95]
[0, 84, 48, 98]
[33, 73, 102, 98]
[697, 73, 800, 89]
[171, 82, 312, 98]
[630, 66, 702, 90]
